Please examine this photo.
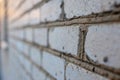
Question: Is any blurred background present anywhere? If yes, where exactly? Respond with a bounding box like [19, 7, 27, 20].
[0, 0, 120, 80]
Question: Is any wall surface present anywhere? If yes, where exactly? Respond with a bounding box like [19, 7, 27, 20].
[6, 0, 120, 80]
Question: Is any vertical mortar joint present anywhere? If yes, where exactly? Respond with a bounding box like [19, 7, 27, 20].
[77, 25, 89, 62]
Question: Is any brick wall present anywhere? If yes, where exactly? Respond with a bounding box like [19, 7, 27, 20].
[7, 0, 120, 80]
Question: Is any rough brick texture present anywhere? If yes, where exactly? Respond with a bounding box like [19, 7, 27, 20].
[3, 0, 120, 80]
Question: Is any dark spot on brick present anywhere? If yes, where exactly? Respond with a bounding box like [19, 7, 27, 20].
[60, 1, 64, 8]
[62, 46, 64, 50]
[71, 66, 74, 70]
[50, 28, 55, 32]
[95, 28, 97, 31]
[60, 71, 62, 74]
[76, 66, 79, 69]
[109, 2, 111, 4]
[55, 73, 57, 76]
[94, 55, 97, 57]
[86, 71, 88, 73]
[114, 2, 120, 8]
[103, 56, 108, 63]
[92, 67, 95, 72]
[104, 73, 108, 77]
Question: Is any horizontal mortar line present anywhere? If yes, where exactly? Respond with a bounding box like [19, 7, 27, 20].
[11, 43, 56, 80]
[11, 13, 120, 31]
[12, 51, 34, 80]
[11, 0, 50, 23]
[11, 36, 120, 80]
[15, 0, 26, 10]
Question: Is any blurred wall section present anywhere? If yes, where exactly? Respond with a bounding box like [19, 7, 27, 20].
[2, 0, 120, 80]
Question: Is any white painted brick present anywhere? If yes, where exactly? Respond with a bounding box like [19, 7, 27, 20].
[46, 77, 53, 80]
[21, 0, 34, 12]
[64, 0, 120, 18]
[16, 41, 24, 52]
[40, 0, 62, 22]
[32, 66, 46, 80]
[43, 51, 65, 80]
[17, 30, 24, 39]
[66, 63, 108, 80]
[34, 28, 48, 46]
[18, 14, 29, 26]
[26, 28, 33, 42]
[49, 26, 80, 55]
[24, 58, 32, 73]
[18, 54, 24, 65]
[25, 75, 31, 80]
[8, 0, 20, 11]
[8, 0, 20, 10]
[29, 9, 40, 24]
[23, 44, 29, 55]
[31, 47, 42, 65]
[32, 0, 42, 5]
[85, 23, 120, 68]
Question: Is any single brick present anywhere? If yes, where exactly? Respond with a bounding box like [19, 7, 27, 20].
[40, 0, 62, 22]
[18, 14, 29, 26]
[23, 44, 29, 56]
[24, 58, 32, 73]
[32, 65, 46, 80]
[43, 51, 65, 80]
[17, 30, 24, 39]
[49, 26, 80, 55]
[34, 28, 48, 46]
[66, 63, 108, 80]
[64, 0, 120, 18]
[85, 23, 120, 68]
[16, 41, 24, 52]
[18, 54, 24, 65]
[20, 0, 34, 12]
[29, 9, 40, 24]
[31, 47, 42, 65]
[26, 28, 33, 42]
